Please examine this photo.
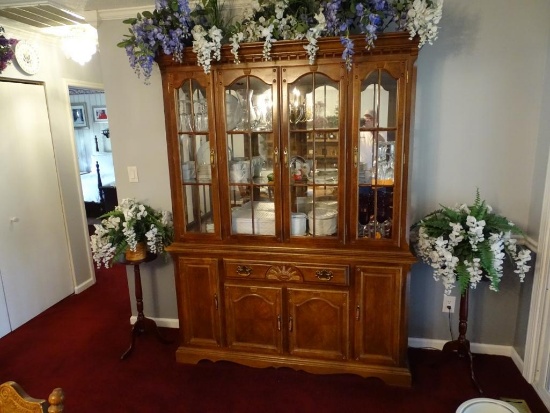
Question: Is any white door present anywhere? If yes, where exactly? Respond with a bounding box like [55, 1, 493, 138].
[0, 276, 10, 337]
[0, 80, 73, 337]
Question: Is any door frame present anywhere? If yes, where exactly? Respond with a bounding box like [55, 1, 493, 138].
[62, 78, 106, 292]
[523, 147, 550, 409]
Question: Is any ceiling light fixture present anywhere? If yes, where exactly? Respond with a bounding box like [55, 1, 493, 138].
[61, 24, 97, 65]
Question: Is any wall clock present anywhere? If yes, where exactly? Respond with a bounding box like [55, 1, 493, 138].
[14, 41, 40, 75]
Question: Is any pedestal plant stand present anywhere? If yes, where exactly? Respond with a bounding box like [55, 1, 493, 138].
[120, 253, 172, 360]
[441, 288, 482, 393]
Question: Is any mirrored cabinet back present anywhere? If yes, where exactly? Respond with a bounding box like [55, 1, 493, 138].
[159, 32, 419, 386]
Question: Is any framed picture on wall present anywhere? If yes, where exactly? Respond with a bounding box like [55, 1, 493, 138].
[92, 106, 108, 122]
[71, 103, 88, 128]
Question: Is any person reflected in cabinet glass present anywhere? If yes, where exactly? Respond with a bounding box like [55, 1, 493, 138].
[359, 112, 385, 177]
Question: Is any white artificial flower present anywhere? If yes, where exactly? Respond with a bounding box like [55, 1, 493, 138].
[413, 192, 532, 295]
[406, 0, 443, 48]
[90, 198, 173, 269]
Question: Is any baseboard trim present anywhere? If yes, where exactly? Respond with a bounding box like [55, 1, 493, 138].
[120, 327, 524, 366]
[129, 316, 179, 329]
[74, 277, 95, 294]
[510, 347, 524, 373]
[408, 337, 515, 357]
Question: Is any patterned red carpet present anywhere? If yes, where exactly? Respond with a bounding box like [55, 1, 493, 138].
[0, 265, 547, 412]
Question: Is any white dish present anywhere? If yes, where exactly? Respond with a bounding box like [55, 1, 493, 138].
[456, 398, 519, 413]
[308, 208, 337, 236]
[225, 91, 243, 131]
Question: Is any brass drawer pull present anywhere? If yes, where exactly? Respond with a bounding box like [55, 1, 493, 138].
[214, 293, 218, 310]
[288, 316, 293, 332]
[236, 265, 252, 276]
[277, 315, 281, 331]
[315, 269, 334, 281]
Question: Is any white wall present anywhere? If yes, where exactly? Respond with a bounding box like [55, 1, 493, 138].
[95, 0, 550, 344]
[0, 19, 104, 291]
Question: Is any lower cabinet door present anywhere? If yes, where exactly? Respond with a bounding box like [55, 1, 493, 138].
[287, 288, 349, 360]
[179, 257, 222, 347]
[224, 284, 283, 354]
[354, 265, 404, 366]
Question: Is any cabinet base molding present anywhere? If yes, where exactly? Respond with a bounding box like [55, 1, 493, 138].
[175, 347, 412, 387]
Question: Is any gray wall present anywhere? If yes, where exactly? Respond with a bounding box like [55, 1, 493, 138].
[407, 0, 550, 347]
[96, 0, 550, 345]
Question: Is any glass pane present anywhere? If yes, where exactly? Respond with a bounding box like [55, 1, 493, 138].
[360, 71, 397, 128]
[357, 69, 398, 240]
[177, 80, 208, 133]
[358, 187, 393, 239]
[177, 79, 214, 235]
[184, 184, 214, 233]
[288, 73, 339, 237]
[227, 77, 275, 236]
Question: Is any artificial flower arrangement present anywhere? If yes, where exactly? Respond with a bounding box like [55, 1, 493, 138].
[411, 190, 532, 296]
[91, 198, 174, 268]
[118, 0, 443, 82]
[0, 26, 17, 74]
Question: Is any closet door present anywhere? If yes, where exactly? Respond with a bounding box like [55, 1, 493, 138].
[0, 80, 73, 336]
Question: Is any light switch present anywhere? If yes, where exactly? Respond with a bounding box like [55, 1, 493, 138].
[128, 166, 139, 183]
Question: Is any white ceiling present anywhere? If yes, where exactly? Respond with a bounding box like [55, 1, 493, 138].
[0, 0, 153, 13]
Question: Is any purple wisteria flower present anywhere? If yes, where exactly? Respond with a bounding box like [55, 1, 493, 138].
[0, 26, 17, 74]
[118, 0, 193, 83]
[118, 0, 443, 80]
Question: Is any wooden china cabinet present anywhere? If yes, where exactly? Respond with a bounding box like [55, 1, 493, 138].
[159, 32, 419, 386]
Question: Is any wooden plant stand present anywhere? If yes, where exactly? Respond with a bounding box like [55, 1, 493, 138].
[441, 288, 483, 393]
[120, 253, 172, 360]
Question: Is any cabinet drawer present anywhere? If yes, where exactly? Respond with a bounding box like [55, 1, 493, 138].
[224, 260, 348, 286]
[297, 264, 348, 285]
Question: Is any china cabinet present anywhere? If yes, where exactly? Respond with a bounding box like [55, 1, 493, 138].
[159, 32, 419, 386]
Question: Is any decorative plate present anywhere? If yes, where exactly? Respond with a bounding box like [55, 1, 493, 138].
[15, 41, 40, 75]
[225, 91, 243, 131]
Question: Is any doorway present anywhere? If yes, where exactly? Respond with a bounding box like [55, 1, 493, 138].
[68, 86, 118, 225]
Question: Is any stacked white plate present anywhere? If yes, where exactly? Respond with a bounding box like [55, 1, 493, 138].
[308, 208, 337, 235]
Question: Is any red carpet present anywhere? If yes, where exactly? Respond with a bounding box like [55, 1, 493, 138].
[0, 265, 548, 412]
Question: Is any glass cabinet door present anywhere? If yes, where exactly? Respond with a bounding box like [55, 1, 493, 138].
[176, 78, 217, 235]
[353, 63, 404, 242]
[285, 70, 341, 238]
[222, 70, 278, 237]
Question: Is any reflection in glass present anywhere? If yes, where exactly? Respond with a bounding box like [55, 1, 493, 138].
[360, 70, 395, 128]
[287, 73, 339, 237]
[357, 69, 398, 240]
[227, 77, 272, 132]
[177, 80, 208, 133]
[176, 78, 214, 234]
[226, 77, 275, 235]
[184, 184, 214, 233]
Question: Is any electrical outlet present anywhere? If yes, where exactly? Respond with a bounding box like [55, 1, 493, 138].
[442, 295, 456, 313]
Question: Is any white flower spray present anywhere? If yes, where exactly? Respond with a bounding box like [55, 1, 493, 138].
[413, 191, 532, 295]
